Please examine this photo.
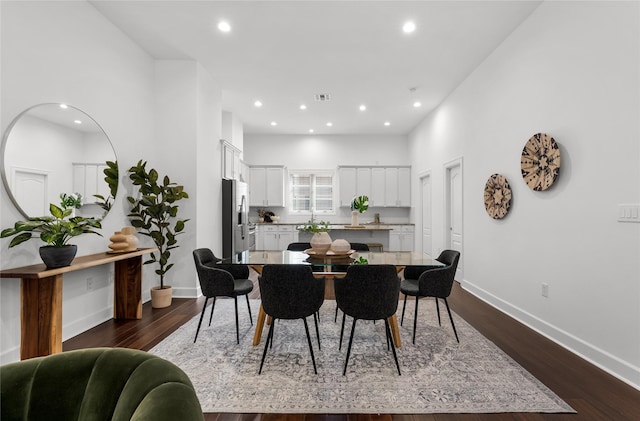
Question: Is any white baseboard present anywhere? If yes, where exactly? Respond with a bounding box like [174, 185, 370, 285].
[460, 279, 640, 391]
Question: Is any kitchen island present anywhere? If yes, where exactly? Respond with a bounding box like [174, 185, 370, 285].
[256, 222, 414, 251]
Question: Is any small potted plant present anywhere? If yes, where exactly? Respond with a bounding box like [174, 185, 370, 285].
[127, 160, 189, 308]
[1, 193, 103, 268]
[297, 220, 332, 253]
[350, 195, 369, 227]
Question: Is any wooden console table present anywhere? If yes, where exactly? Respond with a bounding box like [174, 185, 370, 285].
[0, 248, 156, 360]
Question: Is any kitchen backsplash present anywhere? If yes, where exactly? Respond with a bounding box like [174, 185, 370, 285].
[249, 206, 411, 225]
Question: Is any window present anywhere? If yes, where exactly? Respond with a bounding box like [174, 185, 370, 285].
[289, 171, 335, 214]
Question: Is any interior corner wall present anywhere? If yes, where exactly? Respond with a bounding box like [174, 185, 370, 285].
[408, 1, 640, 388]
[0, 1, 156, 363]
[196, 65, 224, 258]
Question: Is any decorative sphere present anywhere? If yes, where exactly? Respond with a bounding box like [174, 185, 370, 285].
[331, 239, 351, 253]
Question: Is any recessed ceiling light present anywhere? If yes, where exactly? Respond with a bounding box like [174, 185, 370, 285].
[217, 21, 231, 33]
[403, 21, 416, 33]
[254, 100, 262, 107]
[59, 104, 68, 109]
[300, 104, 307, 110]
[270, 121, 277, 126]
[326, 122, 333, 127]
[384, 121, 391, 126]
[359, 105, 366, 111]
[309, 129, 314, 133]
[413, 101, 422, 108]
[73, 120, 82, 125]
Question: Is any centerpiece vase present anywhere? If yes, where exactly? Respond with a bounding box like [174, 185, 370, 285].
[351, 211, 360, 227]
[310, 232, 332, 254]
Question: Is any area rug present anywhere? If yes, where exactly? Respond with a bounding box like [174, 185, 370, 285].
[149, 299, 574, 414]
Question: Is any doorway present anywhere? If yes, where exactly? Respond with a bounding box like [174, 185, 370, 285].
[444, 158, 463, 281]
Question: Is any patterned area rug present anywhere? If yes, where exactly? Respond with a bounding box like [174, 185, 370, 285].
[150, 299, 574, 414]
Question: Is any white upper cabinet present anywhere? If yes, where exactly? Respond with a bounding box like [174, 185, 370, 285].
[338, 167, 357, 207]
[370, 167, 386, 207]
[339, 166, 410, 207]
[384, 167, 411, 207]
[250, 166, 286, 207]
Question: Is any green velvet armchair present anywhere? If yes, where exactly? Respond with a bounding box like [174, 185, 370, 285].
[0, 347, 203, 421]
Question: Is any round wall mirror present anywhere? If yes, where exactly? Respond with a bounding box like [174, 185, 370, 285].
[1, 103, 117, 219]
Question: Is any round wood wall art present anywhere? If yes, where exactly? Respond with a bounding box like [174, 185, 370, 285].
[521, 133, 561, 191]
[484, 173, 512, 219]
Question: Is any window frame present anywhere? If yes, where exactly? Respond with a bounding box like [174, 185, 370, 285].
[288, 169, 336, 215]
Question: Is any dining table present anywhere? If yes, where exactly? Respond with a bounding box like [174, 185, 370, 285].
[227, 250, 445, 348]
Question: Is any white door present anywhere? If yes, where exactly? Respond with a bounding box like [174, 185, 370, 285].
[420, 173, 432, 257]
[445, 159, 463, 281]
[13, 169, 48, 216]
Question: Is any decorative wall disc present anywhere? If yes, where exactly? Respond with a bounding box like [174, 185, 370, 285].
[484, 174, 512, 219]
[521, 133, 561, 191]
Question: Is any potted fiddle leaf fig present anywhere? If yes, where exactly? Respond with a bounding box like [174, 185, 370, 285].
[1, 193, 102, 268]
[127, 160, 189, 308]
[93, 160, 119, 212]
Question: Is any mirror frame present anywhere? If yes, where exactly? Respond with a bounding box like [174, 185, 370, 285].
[1, 103, 116, 219]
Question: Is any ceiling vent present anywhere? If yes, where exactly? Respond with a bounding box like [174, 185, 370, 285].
[314, 93, 331, 101]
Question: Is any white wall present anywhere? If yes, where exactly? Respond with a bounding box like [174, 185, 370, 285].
[0, 1, 222, 363]
[244, 134, 412, 223]
[408, 1, 640, 388]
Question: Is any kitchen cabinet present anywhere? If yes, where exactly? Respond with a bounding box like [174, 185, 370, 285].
[384, 167, 411, 207]
[72, 163, 109, 204]
[250, 166, 286, 207]
[339, 166, 410, 207]
[221, 140, 241, 180]
[338, 167, 357, 207]
[389, 225, 415, 251]
[370, 167, 386, 207]
[258, 224, 297, 250]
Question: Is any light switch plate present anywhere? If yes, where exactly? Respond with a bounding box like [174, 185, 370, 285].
[618, 204, 640, 223]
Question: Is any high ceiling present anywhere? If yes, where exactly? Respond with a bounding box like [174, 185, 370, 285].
[91, 1, 541, 135]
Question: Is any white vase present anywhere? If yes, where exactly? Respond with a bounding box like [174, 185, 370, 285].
[310, 231, 332, 254]
[351, 210, 360, 227]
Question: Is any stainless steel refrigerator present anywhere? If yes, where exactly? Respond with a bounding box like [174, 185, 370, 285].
[222, 179, 255, 258]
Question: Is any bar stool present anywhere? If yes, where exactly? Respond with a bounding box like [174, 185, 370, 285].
[366, 243, 384, 252]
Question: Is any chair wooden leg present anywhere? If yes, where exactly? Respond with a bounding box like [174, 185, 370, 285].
[234, 297, 240, 344]
[401, 294, 408, 326]
[385, 318, 401, 375]
[303, 317, 318, 374]
[245, 294, 253, 325]
[343, 318, 358, 376]
[313, 312, 321, 350]
[412, 296, 419, 344]
[435, 297, 442, 326]
[208, 297, 217, 326]
[259, 319, 275, 374]
[194, 297, 209, 343]
[443, 298, 459, 343]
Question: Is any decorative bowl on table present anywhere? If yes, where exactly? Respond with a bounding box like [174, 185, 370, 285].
[330, 239, 351, 253]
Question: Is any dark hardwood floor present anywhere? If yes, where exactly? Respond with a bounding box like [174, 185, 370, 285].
[64, 273, 640, 421]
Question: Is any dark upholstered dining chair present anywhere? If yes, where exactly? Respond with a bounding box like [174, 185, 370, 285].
[400, 249, 461, 344]
[286, 242, 311, 251]
[258, 264, 325, 374]
[332, 242, 370, 321]
[193, 248, 254, 344]
[334, 264, 401, 376]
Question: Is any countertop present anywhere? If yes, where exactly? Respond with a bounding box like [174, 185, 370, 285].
[256, 222, 413, 230]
